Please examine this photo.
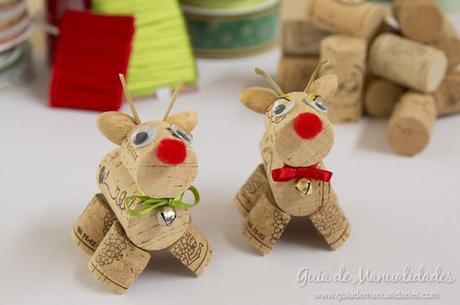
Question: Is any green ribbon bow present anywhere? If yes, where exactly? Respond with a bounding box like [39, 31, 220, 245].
[124, 186, 200, 217]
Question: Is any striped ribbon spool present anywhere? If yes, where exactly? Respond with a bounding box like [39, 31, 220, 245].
[181, 0, 280, 58]
[0, 42, 33, 90]
[0, 0, 32, 53]
[92, 0, 197, 97]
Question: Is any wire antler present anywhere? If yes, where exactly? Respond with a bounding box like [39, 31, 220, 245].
[163, 80, 184, 121]
[255, 67, 284, 96]
[304, 60, 330, 93]
[119, 73, 141, 124]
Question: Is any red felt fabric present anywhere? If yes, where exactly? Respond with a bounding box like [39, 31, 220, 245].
[49, 10, 134, 111]
[293, 112, 323, 139]
[156, 139, 187, 165]
[46, 0, 92, 63]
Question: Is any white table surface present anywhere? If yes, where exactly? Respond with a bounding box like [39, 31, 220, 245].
[1, 14, 460, 305]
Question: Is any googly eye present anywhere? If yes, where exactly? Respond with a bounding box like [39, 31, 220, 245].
[271, 98, 295, 117]
[130, 126, 156, 148]
[168, 124, 193, 144]
[306, 96, 328, 113]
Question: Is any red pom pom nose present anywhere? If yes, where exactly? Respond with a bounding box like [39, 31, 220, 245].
[156, 139, 187, 165]
[293, 112, 323, 139]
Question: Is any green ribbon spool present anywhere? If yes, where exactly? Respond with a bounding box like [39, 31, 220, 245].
[371, 0, 460, 11]
[124, 186, 200, 217]
[181, 0, 266, 9]
[182, 0, 280, 58]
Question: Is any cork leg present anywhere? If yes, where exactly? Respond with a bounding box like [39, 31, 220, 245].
[71, 194, 117, 254]
[88, 222, 151, 294]
[234, 164, 270, 217]
[309, 187, 350, 250]
[242, 195, 291, 255]
[168, 225, 212, 277]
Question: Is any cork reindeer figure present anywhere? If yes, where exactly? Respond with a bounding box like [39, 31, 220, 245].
[235, 63, 350, 254]
[71, 75, 212, 294]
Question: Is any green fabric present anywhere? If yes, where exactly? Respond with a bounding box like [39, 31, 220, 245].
[124, 186, 200, 217]
[92, 0, 197, 96]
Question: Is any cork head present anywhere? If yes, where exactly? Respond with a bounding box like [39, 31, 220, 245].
[240, 68, 336, 167]
[97, 111, 199, 198]
[266, 91, 335, 167]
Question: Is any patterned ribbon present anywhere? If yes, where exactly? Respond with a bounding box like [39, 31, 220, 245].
[124, 186, 200, 217]
[272, 164, 333, 182]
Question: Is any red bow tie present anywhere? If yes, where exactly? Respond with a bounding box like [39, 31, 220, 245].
[271, 164, 333, 182]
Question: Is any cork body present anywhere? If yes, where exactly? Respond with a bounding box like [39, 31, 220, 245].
[369, 34, 448, 93]
[433, 74, 460, 116]
[236, 86, 350, 253]
[309, 0, 386, 39]
[259, 91, 335, 216]
[72, 110, 211, 293]
[277, 56, 319, 93]
[260, 134, 325, 217]
[364, 78, 405, 117]
[386, 92, 436, 156]
[320, 35, 367, 123]
[97, 149, 190, 251]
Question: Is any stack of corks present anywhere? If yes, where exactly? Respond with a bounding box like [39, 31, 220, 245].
[278, 0, 460, 156]
[371, 0, 460, 156]
[278, 0, 388, 123]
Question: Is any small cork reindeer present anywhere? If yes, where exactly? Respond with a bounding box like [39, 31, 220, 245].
[71, 75, 212, 294]
[235, 63, 351, 254]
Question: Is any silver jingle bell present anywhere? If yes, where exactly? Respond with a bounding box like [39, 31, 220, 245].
[156, 206, 177, 226]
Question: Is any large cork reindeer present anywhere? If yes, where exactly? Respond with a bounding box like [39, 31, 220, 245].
[71, 75, 212, 294]
[235, 64, 350, 254]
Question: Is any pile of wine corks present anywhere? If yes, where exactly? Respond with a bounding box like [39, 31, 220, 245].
[278, 0, 460, 156]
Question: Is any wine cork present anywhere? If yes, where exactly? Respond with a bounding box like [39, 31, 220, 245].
[89, 222, 150, 294]
[168, 225, 213, 276]
[370, 9, 400, 42]
[309, 188, 350, 250]
[234, 164, 269, 217]
[364, 78, 405, 117]
[71, 194, 116, 254]
[369, 34, 448, 93]
[281, 0, 329, 56]
[337, 0, 365, 3]
[242, 194, 291, 255]
[394, 0, 460, 71]
[432, 74, 460, 116]
[308, 0, 386, 39]
[277, 55, 319, 93]
[386, 92, 436, 156]
[434, 34, 460, 72]
[320, 35, 367, 123]
[394, 0, 444, 43]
